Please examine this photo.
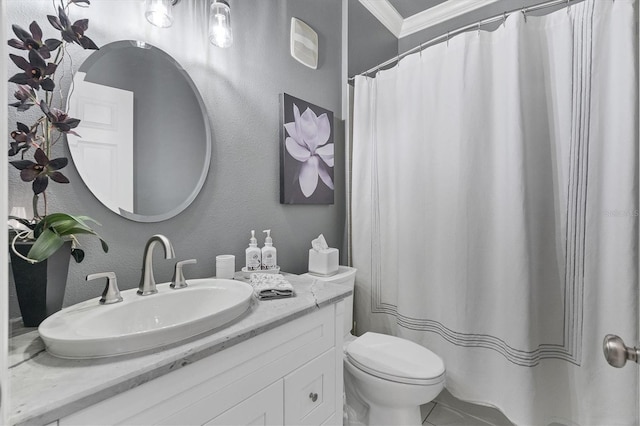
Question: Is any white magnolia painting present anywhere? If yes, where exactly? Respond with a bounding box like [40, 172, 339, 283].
[280, 93, 334, 204]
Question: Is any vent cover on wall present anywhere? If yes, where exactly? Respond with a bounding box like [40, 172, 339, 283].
[290, 17, 318, 69]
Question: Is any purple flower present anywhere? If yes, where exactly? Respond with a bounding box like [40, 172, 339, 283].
[284, 104, 334, 197]
[9, 85, 37, 112]
[8, 122, 37, 157]
[10, 148, 69, 195]
[9, 50, 57, 91]
[7, 21, 62, 60]
[40, 101, 81, 136]
[48, 7, 98, 50]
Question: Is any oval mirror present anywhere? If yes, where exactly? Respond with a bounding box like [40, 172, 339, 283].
[67, 40, 211, 222]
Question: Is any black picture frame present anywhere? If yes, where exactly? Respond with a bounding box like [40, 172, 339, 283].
[279, 93, 335, 204]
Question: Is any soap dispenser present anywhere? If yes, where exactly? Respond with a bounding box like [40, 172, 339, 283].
[261, 229, 277, 270]
[245, 230, 261, 271]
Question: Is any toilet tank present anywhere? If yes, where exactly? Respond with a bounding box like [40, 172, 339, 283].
[302, 266, 356, 337]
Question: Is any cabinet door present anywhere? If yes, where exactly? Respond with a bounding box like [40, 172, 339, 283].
[284, 349, 336, 425]
[206, 380, 284, 426]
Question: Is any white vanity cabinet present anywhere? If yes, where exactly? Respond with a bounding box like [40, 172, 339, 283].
[57, 302, 344, 426]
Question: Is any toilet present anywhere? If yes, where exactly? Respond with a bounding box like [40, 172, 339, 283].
[303, 266, 445, 425]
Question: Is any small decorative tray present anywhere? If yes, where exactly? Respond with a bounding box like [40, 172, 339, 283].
[240, 266, 280, 279]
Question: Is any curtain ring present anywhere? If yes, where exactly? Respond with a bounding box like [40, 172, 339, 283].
[502, 12, 507, 27]
[477, 21, 481, 36]
[567, 0, 571, 13]
[419, 43, 424, 58]
[446, 31, 450, 46]
[396, 54, 400, 68]
[521, 8, 527, 23]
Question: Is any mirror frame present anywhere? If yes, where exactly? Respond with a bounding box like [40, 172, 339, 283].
[1, 1, 9, 423]
[69, 40, 212, 222]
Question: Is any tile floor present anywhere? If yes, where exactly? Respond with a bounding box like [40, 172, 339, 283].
[421, 390, 513, 426]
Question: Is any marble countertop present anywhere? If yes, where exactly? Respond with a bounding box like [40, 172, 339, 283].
[8, 273, 351, 426]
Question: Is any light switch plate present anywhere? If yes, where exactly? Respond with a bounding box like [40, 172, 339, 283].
[290, 17, 318, 69]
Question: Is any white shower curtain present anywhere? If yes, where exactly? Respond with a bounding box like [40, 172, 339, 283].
[351, 0, 638, 424]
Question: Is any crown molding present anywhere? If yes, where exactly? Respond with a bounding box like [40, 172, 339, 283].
[400, 0, 502, 38]
[359, 0, 503, 40]
[358, 0, 403, 38]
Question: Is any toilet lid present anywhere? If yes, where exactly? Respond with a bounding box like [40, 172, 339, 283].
[345, 332, 445, 385]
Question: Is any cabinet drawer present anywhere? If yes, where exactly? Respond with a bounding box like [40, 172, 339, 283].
[206, 380, 283, 426]
[284, 348, 336, 426]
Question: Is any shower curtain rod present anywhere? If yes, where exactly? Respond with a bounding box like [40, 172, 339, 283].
[348, 0, 583, 81]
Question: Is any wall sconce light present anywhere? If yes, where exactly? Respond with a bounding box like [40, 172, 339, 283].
[209, 0, 233, 48]
[145, 0, 180, 28]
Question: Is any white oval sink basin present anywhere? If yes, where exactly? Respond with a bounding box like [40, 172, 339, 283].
[39, 278, 253, 359]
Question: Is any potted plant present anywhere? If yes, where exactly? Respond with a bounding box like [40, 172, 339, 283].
[7, 0, 108, 326]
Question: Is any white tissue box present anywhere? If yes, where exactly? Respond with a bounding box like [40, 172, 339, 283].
[308, 248, 339, 276]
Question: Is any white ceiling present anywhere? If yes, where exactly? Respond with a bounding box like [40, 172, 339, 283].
[359, 0, 501, 39]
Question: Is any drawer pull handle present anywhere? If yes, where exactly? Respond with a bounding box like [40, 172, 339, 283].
[309, 392, 318, 402]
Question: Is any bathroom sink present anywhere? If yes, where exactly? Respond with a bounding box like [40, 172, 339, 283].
[38, 278, 253, 359]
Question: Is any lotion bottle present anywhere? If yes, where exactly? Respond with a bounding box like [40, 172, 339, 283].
[261, 229, 277, 270]
[245, 230, 261, 271]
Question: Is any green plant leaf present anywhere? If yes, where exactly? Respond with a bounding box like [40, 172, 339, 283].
[21, 213, 109, 263]
[26, 213, 109, 260]
[38, 213, 97, 237]
[51, 221, 96, 236]
[76, 215, 102, 226]
[27, 228, 65, 262]
[50, 214, 109, 253]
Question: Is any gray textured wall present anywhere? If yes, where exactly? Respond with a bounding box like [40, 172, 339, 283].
[8, 0, 344, 318]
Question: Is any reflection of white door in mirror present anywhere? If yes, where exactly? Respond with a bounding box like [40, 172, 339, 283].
[67, 72, 134, 214]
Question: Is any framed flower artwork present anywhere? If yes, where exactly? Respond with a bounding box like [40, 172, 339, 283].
[280, 93, 334, 204]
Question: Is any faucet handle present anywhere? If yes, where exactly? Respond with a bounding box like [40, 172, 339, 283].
[171, 259, 197, 289]
[87, 272, 123, 305]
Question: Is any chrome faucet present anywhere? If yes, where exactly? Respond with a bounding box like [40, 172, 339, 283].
[138, 234, 175, 296]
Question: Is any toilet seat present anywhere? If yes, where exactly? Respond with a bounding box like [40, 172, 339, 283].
[345, 332, 445, 386]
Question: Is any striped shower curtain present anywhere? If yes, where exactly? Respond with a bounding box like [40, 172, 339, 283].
[351, 0, 638, 424]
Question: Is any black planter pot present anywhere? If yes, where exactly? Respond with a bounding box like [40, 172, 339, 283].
[9, 239, 72, 327]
